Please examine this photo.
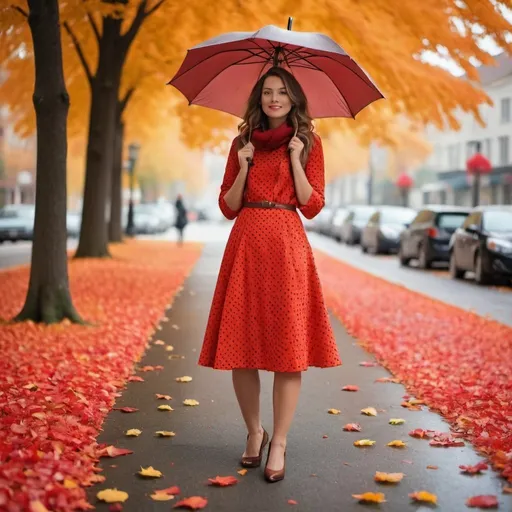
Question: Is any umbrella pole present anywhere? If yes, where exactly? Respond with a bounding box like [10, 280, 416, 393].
[287, 17, 293, 30]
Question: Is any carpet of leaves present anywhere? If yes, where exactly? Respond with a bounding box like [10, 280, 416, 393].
[316, 251, 512, 484]
[0, 241, 202, 511]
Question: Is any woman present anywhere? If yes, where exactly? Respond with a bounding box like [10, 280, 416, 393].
[198, 67, 341, 482]
[174, 194, 188, 246]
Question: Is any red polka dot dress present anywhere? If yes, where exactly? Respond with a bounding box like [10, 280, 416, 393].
[198, 129, 342, 372]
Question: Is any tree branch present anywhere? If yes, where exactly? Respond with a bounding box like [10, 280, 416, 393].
[122, 0, 148, 46]
[145, 0, 166, 17]
[86, 11, 101, 44]
[120, 87, 135, 114]
[63, 21, 94, 86]
[11, 5, 28, 17]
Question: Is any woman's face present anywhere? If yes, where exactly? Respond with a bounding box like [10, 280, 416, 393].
[260, 76, 292, 125]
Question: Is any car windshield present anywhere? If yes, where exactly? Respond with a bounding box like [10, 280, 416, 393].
[437, 213, 468, 229]
[381, 209, 416, 224]
[483, 210, 512, 232]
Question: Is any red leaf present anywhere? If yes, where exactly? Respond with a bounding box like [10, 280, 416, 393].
[288, 499, 298, 505]
[359, 361, 378, 367]
[342, 385, 359, 392]
[466, 495, 498, 508]
[174, 496, 208, 509]
[155, 486, 181, 495]
[343, 423, 362, 432]
[128, 376, 144, 382]
[109, 505, 123, 512]
[460, 462, 489, 474]
[208, 475, 238, 487]
[99, 446, 134, 458]
[113, 407, 139, 413]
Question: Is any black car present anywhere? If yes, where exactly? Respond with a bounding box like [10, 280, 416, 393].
[399, 205, 471, 268]
[340, 205, 376, 245]
[361, 206, 416, 254]
[449, 206, 512, 285]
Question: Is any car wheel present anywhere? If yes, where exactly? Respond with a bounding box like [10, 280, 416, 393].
[398, 245, 410, 266]
[474, 252, 491, 285]
[418, 244, 431, 269]
[361, 243, 367, 253]
[449, 251, 464, 279]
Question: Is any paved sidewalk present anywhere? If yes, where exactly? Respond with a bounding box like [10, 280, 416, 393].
[88, 242, 510, 512]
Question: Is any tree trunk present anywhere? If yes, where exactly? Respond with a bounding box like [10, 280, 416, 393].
[74, 18, 125, 258]
[16, 0, 82, 324]
[109, 113, 124, 242]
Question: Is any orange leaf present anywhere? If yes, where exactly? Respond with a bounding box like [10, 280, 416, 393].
[409, 491, 437, 504]
[465, 495, 498, 508]
[156, 394, 172, 400]
[208, 476, 238, 487]
[459, 462, 488, 474]
[342, 385, 359, 392]
[374, 471, 404, 483]
[155, 486, 181, 495]
[426, 465, 438, 470]
[343, 423, 362, 432]
[287, 499, 298, 505]
[113, 407, 138, 413]
[174, 496, 208, 510]
[352, 492, 386, 503]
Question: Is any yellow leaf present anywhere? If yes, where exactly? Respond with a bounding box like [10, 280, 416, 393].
[328, 408, 341, 415]
[150, 493, 174, 501]
[138, 466, 162, 478]
[23, 383, 38, 391]
[31, 412, 46, 420]
[63, 479, 78, 489]
[375, 472, 404, 483]
[176, 376, 192, 383]
[352, 492, 386, 503]
[126, 429, 142, 437]
[172, 324, 180, 330]
[96, 488, 129, 503]
[157, 405, 174, 411]
[361, 407, 377, 416]
[154, 340, 165, 345]
[409, 491, 438, 504]
[155, 431, 176, 437]
[237, 469, 248, 476]
[169, 355, 185, 360]
[389, 418, 405, 425]
[165, 345, 174, 351]
[29, 500, 49, 512]
[387, 440, 407, 448]
[354, 439, 376, 446]
[183, 399, 199, 406]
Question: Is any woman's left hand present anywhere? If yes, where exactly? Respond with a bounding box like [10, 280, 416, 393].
[288, 136, 304, 160]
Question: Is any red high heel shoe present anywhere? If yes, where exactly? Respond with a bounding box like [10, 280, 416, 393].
[264, 441, 286, 483]
[241, 429, 269, 468]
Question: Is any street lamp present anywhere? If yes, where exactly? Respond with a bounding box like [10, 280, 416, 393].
[126, 142, 140, 236]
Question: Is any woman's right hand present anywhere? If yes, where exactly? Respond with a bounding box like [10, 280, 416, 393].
[238, 142, 254, 172]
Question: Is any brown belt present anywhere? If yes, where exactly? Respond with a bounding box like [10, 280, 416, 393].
[243, 201, 296, 211]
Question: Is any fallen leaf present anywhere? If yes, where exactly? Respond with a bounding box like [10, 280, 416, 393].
[208, 475, 238, 487]
[375, 377, 400, 383]
[176, 376, 193, 383]
[138, 466, 162, 478]
[402, 460, 414, 464]
[157, 405, 174, 411]
[166, 345, 175, 351]
[172, 324, 180, 330]
[156, 394, 172, 400]
[375, 472, 404, 483]
[465, 495, 498, 508]
[96, 489, 129, 503]
[342, 385, 359, 392]
[459, 462, 488, 474]
[63, 479, 78, 489]
[151, 493, 174, 501]
[183, 399, 199, 406]
[237, 469, 248, 476]
[125, 429, 142, 437]
[173, 496, 208, 510]
[503, 486, 512, 494]
[361, 407, 377, 416]
[109, 504, 123, 512]
[99, 446, 134, 458]
[328, 408, 341, 415]
[409, 491, 437, 504]
[401, 401, 422, 411]
[155, 431, 176, 437]
[387, 440, 407, 448]
[322, 435, 329, 439]
[426, 465, 438, 470]
[29, 501, 49, 512]
[352, 492, 386, 503]
[128, 376, 144, 382]
[154, 340, 165, 345]
[343, 423, 362, 432]
[287, 499, 298, 505]
[23, 383, 38, 391]
[389, 418, 405, 425]
[113, 407, 139, 413]
[354, 439, 376, 447]
[169, 354, 185, 359]
[155, 486, 181, 495]
[430, 435, 464, 447]
[359, 361, 379, 367]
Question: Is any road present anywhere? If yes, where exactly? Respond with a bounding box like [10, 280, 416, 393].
[1, 222, 510, 326]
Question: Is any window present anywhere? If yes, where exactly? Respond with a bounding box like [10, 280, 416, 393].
[448, 144, 460, 169]
[411, 210, 432, 225]
[483, 210, 512, 232]
[381, 208, 417, 224]
[499, 136, 510, 165]
[501, 98, 511, 124]
[462, 212, 481, 229]
[483, 138, 492, 160]
[437, 212, 470, 230]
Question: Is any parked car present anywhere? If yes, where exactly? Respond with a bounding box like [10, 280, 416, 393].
[398, 205, 471, 268]
[0, 204, 35, 243]
[361, 206, 416, 254]
[315, 207, 335, 235]
[329, 207, 349, 241]
[340, 205, 376, 245]
[449, 206, 512, 284]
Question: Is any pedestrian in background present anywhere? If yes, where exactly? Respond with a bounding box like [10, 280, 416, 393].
[174, 194, 188, 246]
[198, 67, 341, 483]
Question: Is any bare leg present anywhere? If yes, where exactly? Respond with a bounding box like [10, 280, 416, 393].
[267, 371, 302, 470]
[232, 369, 264, 456]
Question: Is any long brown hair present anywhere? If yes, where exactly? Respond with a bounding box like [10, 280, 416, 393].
[238, 67, 314, 167]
